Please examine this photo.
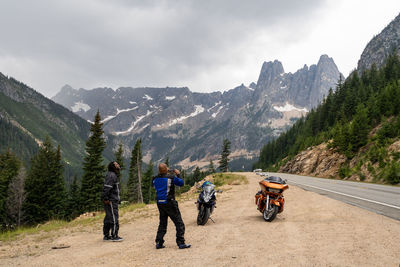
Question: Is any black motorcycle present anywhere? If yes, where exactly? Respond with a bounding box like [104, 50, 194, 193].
[196, 182, 217, 225]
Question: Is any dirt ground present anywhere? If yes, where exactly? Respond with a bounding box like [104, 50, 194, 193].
[1, 172, 399, 266]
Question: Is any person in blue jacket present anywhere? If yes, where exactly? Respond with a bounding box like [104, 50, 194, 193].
[152, 163, 191, 249]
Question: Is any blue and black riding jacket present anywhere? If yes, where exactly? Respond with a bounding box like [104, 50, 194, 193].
[152, 173, 184, 204]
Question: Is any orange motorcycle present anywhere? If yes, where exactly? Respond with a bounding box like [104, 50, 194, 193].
[255, 176, 288, 222]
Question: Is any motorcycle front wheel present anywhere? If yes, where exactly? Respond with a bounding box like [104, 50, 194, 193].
[263, 204, 279, 222]
[197, 205, 210, 225]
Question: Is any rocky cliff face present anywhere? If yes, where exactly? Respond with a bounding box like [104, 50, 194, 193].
[52, 55, 341, 169]
[254, 55, 341, 110]
[358, 12, 400, 72]
[279, 143, 347, 178]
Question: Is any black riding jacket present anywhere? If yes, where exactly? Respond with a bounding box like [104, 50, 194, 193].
[102, 171, 120, 203]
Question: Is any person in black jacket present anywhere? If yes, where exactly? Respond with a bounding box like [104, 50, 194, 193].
[152, 163, 191, 249]
[102, 161, 123, 242]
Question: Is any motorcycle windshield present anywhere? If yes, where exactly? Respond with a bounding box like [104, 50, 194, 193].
[203, 184, 214, 193]
[202, 184, 215, 202]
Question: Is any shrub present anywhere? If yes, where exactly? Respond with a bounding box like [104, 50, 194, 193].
[339, 164, 351, 179]
[381, 162, 400, 184]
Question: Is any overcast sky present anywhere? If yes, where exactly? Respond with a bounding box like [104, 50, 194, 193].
[0, 0, 399, 97]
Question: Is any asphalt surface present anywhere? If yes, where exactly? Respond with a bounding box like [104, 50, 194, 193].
[264, 172, 400, 221]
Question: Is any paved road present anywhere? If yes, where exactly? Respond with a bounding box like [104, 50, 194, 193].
[266, 172, 400, 221]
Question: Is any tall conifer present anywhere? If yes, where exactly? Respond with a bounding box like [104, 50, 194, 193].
[6, 166, 26, 227]
[24, 137, 66, 224]
[0, 150, 21, 229]
[209, 160, 216, 174]
[66, 175, 81, 220]
[114, 142, 125, 180]
[80, 111, 106, 212]
[218, 139, 231, 172]
[142, 159, 155, 204]
[127, 139, 143, 203]
[193, 166, 201, 182]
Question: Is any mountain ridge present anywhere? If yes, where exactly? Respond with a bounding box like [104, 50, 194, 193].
[358, 12, 400, 72]
[0, 72, 114, 178]
[53, 55, 341, 169]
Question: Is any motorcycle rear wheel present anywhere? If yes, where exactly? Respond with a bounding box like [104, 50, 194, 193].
[263, 204, 279, 222]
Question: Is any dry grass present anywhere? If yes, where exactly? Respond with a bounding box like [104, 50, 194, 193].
[212, 173, 248, 187]
[0, 203, 147, 242]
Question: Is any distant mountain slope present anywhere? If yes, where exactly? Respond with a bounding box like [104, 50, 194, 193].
[358, 12, 400, 72]
[53, 55, 341, 169]
[0, 73, 98, 177]
[255, 37, 400, 185]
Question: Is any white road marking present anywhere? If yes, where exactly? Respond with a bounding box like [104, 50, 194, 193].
[288, 181, 400, 210]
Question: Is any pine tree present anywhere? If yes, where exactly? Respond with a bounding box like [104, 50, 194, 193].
[349, 104, 370, 152]
[193, 166, 201, 182]
[24, 137, 67, 224]
[5, 166, 26, 228]
[208, 160, 216, 174]
[114, 142, 127, 200]
[48, 145, 67, 218]
[0, 150, 21, 229]
[127, 139, 143, 203]
[80, 111, 106, 212]
[114, 142, 125, 180]
[164, 156, 170, 167]
[218, 139, 231, 172]
[66, 175, 81, 220]
[142, 159, 155, 204]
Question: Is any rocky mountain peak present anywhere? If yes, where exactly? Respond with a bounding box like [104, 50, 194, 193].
[317, 54, 334, 65]
[60, 84, 74, 93]
[256, 60, 284, 90]
[251, 55, 341, 109]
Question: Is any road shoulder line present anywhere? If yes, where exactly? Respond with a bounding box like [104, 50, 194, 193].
[289, 181, 400, 210]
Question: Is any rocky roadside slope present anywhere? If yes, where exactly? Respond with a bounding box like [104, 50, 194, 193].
[279, 143, 347, 179]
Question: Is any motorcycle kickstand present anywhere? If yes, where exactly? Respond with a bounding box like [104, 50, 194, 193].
[209, 217, 215, 223]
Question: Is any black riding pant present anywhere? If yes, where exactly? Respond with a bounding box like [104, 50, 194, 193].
[156, 200, 185, 245]
[103, 201, 119, 237]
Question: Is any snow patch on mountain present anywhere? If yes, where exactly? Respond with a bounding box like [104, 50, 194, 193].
[273, 103, 308, 113]
[117, 107, 139, 114]
[165, 96, 176, 101]
[143, 94, 153, 101]
[101, 106, 139, 123]
[168, 105, 205, 126]
[114, 110, 153, 135]
[211, 106, 224, 118]
[71, 101, 91, 112]
[207, 101, 222, 112]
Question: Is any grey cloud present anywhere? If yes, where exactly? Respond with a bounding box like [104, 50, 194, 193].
[0, 0, 327, 96]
